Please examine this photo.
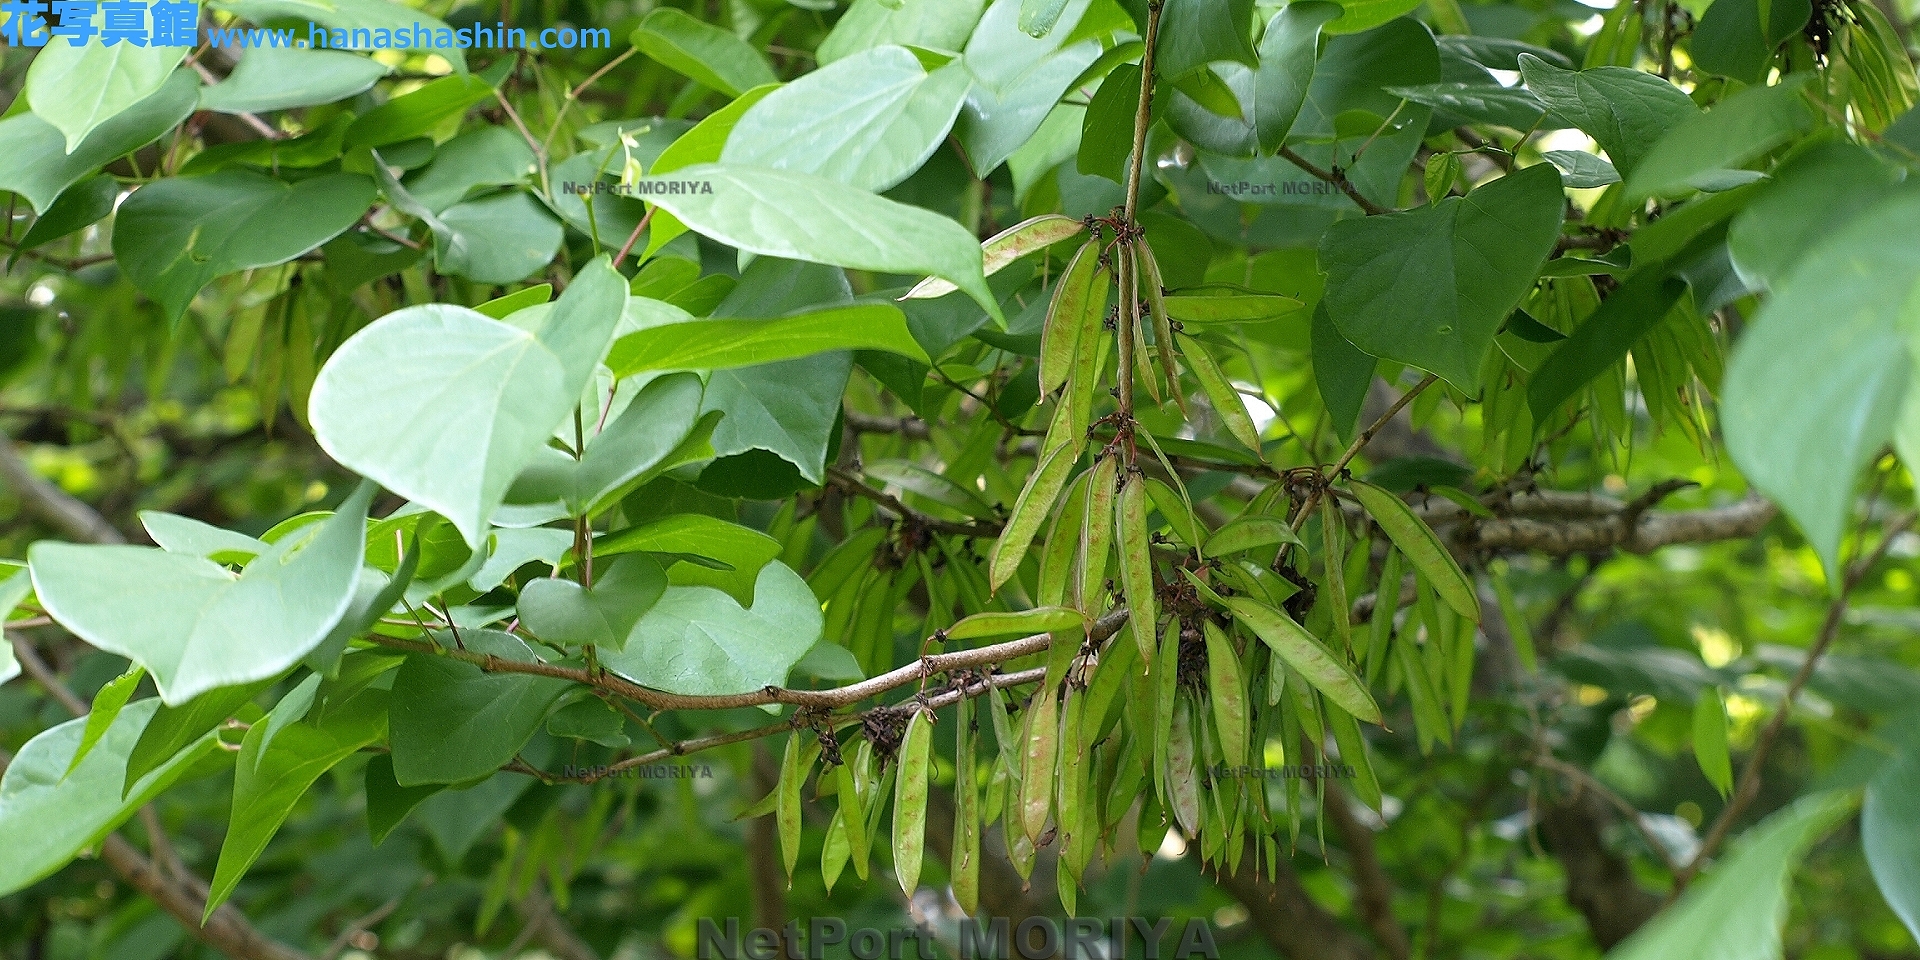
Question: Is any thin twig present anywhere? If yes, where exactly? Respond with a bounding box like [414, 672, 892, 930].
[1671, 509, 1917, 894]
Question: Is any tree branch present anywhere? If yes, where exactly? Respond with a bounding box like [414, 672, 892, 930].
[0, 428, 130, 545]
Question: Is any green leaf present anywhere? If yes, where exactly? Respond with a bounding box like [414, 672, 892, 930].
[1385, 82, 1554, 131]
[1691, 0, 1811, 84]
[724, 46, 971, 193]
[207, 688, 388, 915]
[430, 191, 566, 285]
[1226, 598, 1381, 724]
[389, 632, 572, 786]
[1312, 304, 1377, 444]
[0, 70, 196, 214]
[1518, 54, 1698, 178]
[113, 169, 376, 324]
[1608, 791, 1856, 960]
[212, 0, 467, 70]
[1693, 686, 1734, 797]
[1626, 79, 1814, 201]
[65, 665, 145, 778]
[1527, 273, 1689, 422]
[25, 35, 187, 152]
[199, 47, 389, 114]
[1254, 2, 1344, 152]
[1724, 189, 1920, 582]
[609, 303, 929, 376]
[506, 373, 708, 517]
[1157, 0, 1257, 79]
[123, 680, 272, 795]
[518, 555, 668, 651]
[702, 353, 854, 491]
[1543, 150, 1621, 189]
[473, 283, 551, 320]
[1322, 0, 1421, 33]
[601, 561, 823, 697]
[344, 73, 493, 149]
[954, 0, 1103, 176]
[0, 699, 218, 897]
[30, 483, 372, 705]
[15, 174, 119, 250]
[549, 697, 633, 749]
[140, 512, 267, 563]
[1320, 164, 1565, 391]
[364, 753, 444, 845]
[402, 127, 535, 214]
[1865, 712, 1920, 943]
[947, 607, 1088, 640]
[631, 8, 778, 97]
[636, 163, 999, 321]
[596, 514, 782, 603]
[818, 0, 987, 64]
[311, 259, 625, 547]
[1727, 142, 1904, 290]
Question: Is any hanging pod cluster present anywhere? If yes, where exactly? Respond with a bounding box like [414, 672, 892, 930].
[754, 214, 1493, 905]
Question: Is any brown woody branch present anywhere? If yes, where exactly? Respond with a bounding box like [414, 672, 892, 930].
[0, 428, 131, 545]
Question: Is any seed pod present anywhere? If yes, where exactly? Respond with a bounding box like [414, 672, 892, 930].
[1065, 269, 1111, 443]
[1055, 691, 1087, 867]
[838, 745, 871, 880]
[984, 754, 1010, 828]
[1348, 479, 1479, 621]
[1019, 692, 1059, 844]
[953, 695, 981, 914]
[1203, 621, 1249, 769]
[988, 684, 1020, 773]
[1447, 608, 1475, 730]
[1116, 471, 1157, 664]
[1121, 242, 1160, 405]
[1144, 477, 1202, 548]
[1134, 238, 1183, 404]
[1693, 686, 1734, 798]
[1176, 332, 1263, 456]
[1138, 793, 1170, 858]
[1393, 608, 1450, 753]
[917, 550, 951, 638]
[851, 566, 897, 678]
[1105, 732, 1146, 833]
[948, 606, 1089, 640]
[1039, 240, 1100, 395]
[1227, 597, 1382, 725]
[904, 213, 1087, 300]
[821, 808, 850, 892]
[809, 526, 887, 601]
[1491, 563, 1537, 673]
[1366, 548, 1405, 685]
[778, 733, 804, 882]
[1324, 701, 1383, 811]
[892, 709, 932, 896]
[1153, 618, 1180, 803]
[1167, 695, 1202, 838]
[990, 442, 1080, 592]
[1321, 496, 1351, 650]
[1039, 469, 1091, 607]
[1080, 631, 1137, 746]
[1204, 514, 1304, 556]
[1078, 453, 1118, 611]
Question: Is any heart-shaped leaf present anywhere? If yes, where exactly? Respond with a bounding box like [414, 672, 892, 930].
[1319, 163, 1564, 391]
[517, 555, 668, 651]
[0, 699, 219, 898]
[114, 169, 376, 323]
[310, 259, 626, 546]
[30, 482, 373, 705]
[0, 70, 197, 215]
[602, 561, 822, 697]
[389, 632, 573, 786]
[505, 373, 709, 517]
[26, 35, 187, 152]
[637, 163, 1000, 323]
[1518, 54, 1697, 178]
